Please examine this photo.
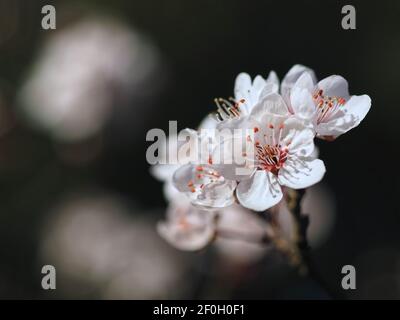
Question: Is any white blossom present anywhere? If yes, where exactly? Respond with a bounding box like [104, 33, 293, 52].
[261, 64, 372, 140]
[215, 93, 325, 211]
[157, 194, 217, 251]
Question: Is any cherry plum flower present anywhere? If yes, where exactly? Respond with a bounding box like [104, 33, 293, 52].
[233, 71, 279, 115]
[299, 73, 371, 140]
[152, 116, 236, 208]
[217, 94, 325, 211]
[157, 194, 217, 251]
[261, 64, 371, 140]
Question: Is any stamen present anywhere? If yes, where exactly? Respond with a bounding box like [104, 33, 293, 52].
[212, 97, 244, 121]
[312, 89, 346, 124]
[254, 122, 288, 175]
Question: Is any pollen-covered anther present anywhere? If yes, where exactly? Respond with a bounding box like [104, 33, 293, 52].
[212, 97, 243, 121]
[312, 88, 347, 124]
[256, 144, 288, 175]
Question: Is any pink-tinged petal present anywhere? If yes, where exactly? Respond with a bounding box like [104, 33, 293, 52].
[250, 93, 290, 120]
[281, 64, 317, 99]
[236, 170, 283, 211]
[157, 200, 217, 251]
[215, 204, 271, 263]
[342, 94, 371, 126]
[317, 75, 350, 100]
[278, 158, 326, 189]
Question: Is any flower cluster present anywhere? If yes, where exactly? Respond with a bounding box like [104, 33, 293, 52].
[152, 65, 371, 251]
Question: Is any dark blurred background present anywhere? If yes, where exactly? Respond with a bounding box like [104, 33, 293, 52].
[0, 0, 399, 299]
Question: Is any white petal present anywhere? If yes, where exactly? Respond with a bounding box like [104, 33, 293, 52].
[234, 72, 257, 114]
[212, 134, 257, 182]
[281, 64, 316, 98]
[293, 72, 316, 92]
[317, 75, 350, 100]
[259, 71, 279, 98]
[250, 93, 290, 120]
[163, 181, 180, 201]
[234, 72, 264, 114]
[198, 114, 218, 131]
[194, 180, 237, 208]
[236, 170, 283, 211]
[290, 87, 316, 120]
[172, 164, 236, 209]
[266, 70, 279, 86]
[310, 145, 320, 158]
[315, 112, 357, 138]
[278, 158, 326, 189]
[234, 73, 252, 100]
[150, 163, 179, 181]
[281, 118, 316, 158]
[253, 75, 267, 94]
[342, 94, 371, 126]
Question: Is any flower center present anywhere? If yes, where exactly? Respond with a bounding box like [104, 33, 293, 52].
[256, 144, 288, 175]
[312, 89, 346, 124]
[212, 98, 244, 121]
[254, 124, 288, 175]
[187, 166, 222, 193]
